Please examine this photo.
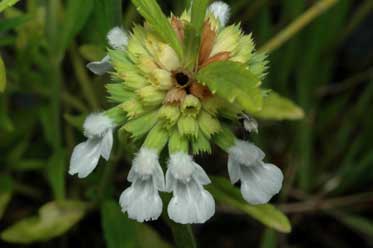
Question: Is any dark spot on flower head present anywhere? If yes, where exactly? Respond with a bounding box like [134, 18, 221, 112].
[175, 72, 190, 87]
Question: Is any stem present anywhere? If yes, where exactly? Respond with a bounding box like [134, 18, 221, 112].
[258, 0, 338, 54]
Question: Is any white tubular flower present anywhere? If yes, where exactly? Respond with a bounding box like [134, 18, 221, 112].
[166, 153, 215, 224]
[87, 27, 128, 75]
[69, 113, 115, 178]
[227, 140, 283, 205]
[208, 1, 230, 27]
[119, 148, 165, 222]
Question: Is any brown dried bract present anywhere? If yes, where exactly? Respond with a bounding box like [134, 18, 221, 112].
[200, 52, 231, 68]
[198, 20, 217, 66]
[171, 16, 185, 42]
[190, 82, 213, 99]
[164, 87, 187, 104]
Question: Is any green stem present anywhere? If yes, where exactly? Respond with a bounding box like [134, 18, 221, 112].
[259, 0, 338, 54]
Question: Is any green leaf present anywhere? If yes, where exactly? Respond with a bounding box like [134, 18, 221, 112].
[208, 177, 292, 233]
[57, 0, 94, 58]
[0, 0, 20, 13]
[0, 15, 30, 33]
[101, 200, 136, 248]
[47, 150, 66, 201]
[337, 214, 373, 236]
[131, 0, 183, 59]
[79, 44, 106, 61]
[196, 61, 263, 112]
[190, 0, 209, 32]
[0, 175, 12, 219]
[136, 224, 172, 248]
[0, 55, 6, 92]
[252, 91, 304, 120]
[1, 201, 86, 244]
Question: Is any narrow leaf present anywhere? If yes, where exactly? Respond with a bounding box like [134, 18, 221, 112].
[208, 177, 291, 233]
[197, 61, 263, 112]
[131, 0, 183, 58]
[0, 55, 6, 92]
[252, 91, 304, 120]
[190, 0, 209, 33]
[0, 0, 20, 13]
[337, 214, 373, 236]
[0, 175, 12, 219]
[1, 201, 86, 244]
[101, 200, 136, 248]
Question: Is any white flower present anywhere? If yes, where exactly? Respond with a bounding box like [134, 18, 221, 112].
[166, 153, 215, 224]
[240, 113, 258, 133]
[119, 148, 165, 222]
[208, 1, 230, 27]
[69, 113, 115, 178]
[227, 140, 283, 205]
[87, 27, 128, 75]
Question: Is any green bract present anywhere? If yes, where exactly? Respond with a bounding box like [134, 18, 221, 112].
[107, 0, 303, 155]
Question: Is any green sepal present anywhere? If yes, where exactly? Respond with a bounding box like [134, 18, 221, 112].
[121, 111, 158, 140]
[136, 85, 166, 106]
[121, 98, 147, 119]
[248, 53, 269, 80]
[198, 111, 221, 139]
[192, 132, 211, 155]
[143, 123, 169, 153]
[196, 61, 263, 113]
[177, 115, 199, 138]
[131, 0, 183, 59]
[104, 105, 127, 126]
[106, 83, 135, 103]
[181, 95, 201, 117]
[168, 129, 189, 154]
[213, 125, 235, 150]
[252, 90, 304, 120]
[158, 105, 180, 129]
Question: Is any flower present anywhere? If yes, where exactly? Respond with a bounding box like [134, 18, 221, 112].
[166, 153, 215, 224]
[119, 148, 165, 222]
[69, 0, 301, 224]
[69, 113, 115, 178]
[227, 139, 283, 204]
[87, 27, 128, 75]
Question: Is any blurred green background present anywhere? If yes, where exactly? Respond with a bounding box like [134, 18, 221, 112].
[0, 0, 373, 247]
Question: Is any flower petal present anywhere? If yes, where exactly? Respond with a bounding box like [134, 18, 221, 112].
[69, 139, 102, 178]
[120, 179, 163, 222]
[86, 55, 112, 75]
[239, 162, 283, 204]
[192, 162, 211, 185]
[227, 156, 241, 184]
[168, 180, 215, 224]
[100, 130, 113, 160]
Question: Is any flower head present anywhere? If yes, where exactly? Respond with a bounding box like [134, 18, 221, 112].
[69, 0, 302, 224]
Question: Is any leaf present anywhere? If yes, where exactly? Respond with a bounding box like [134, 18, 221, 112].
[196, 61, 263, 112]
[1, 201, 86, 244]
[79, 44, 106, 61]
[337, 214, 373, 236]
[0, 175, 12, 219]
[0, 55, 6, 92]
[208, 177, 292, 233]
[131, 0, 183, 59]
[46, 150, 66, 201]
[136, 224, 172, 248]
[101, 200, 136, 248]
[0, 0, 20, 13]
[190, 0, 209, 33]
[0, 15, 30, 33]
[56, 0, 94, 58]
[252, 91, 304, 120]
